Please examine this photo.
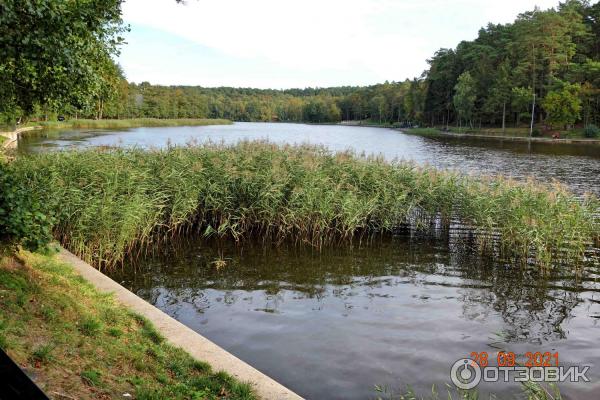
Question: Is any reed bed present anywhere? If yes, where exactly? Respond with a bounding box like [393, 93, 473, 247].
[8, 142, 599, 269]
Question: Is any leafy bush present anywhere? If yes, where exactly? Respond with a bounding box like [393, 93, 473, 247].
[0, 162, 54, 250]
[531, 128, 542, 137]
[583, 124, 600, 138]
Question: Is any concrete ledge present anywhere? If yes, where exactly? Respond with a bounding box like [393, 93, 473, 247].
[58, 248, 303, 400]
[1, 126, 43, 149]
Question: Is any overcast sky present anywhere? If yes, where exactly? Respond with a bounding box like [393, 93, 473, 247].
[119, 0, 560, 89]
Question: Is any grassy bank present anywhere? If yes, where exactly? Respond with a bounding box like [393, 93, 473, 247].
[5, 142, 598, 269]
[27, 118, 232, 130]
[0, 249, 254, 399]
[405, 126, 600, 141]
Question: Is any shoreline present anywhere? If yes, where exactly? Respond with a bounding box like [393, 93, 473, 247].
[399, 128, 600, 145]
[58, 248, 303, 400]
[1, 118, 232, 150]
[0, 126, 43, 149]
[6, 120, 600, 148]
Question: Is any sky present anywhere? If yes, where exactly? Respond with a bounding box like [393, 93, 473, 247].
[118, 0, 560, 89]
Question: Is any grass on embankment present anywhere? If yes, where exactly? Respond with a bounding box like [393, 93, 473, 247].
[0, 248, 254, 400]
[405, 126, 599, 140]
[28, 118, 232, 130]
[7, 142, 598, 269]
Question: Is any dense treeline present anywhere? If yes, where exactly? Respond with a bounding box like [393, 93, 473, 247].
[90, 0, 600, 130]
[4, 1, 600, 132]
[96, 81, 421, 124]
[424, 0, 600, 130]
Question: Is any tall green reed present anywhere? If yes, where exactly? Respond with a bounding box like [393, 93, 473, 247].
[9, 142, 599, 269]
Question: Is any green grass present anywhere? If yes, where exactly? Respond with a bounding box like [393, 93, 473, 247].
[375, 382, 562, 400]
[402, 128, 443, 136]
[406, 126, 598, 139]
[27, 118, 232, 130]
[7, 142, 599, 269]
[0, 250, 255, 400]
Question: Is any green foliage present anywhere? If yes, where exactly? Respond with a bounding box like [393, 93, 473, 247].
[0, 0, 127, 118]
[5, 1, 600, 131]
[542, 84, 582, 128]
[55, 80, 424, 125]
[9, 143, 598, 269]
[453, 72, 477, 124]
[584, 124, 600, 137]
[511, 87, 535, 124]
[0, 161, 54, 250]
[422, 1, 600, 129]
[36, 118, 231, 130]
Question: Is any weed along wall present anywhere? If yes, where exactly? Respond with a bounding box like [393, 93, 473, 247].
[2, 142, 599, 270]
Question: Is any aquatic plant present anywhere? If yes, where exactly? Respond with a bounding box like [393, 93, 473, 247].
[374, 382, 562, 400]
[6, 142, 599, 269]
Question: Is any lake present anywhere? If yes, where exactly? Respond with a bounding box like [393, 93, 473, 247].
[18, 122, 600, 196]
[109, 237, 600, 400]
[19, 122, 600, 398]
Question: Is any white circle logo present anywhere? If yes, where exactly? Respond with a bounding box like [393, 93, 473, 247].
[450, 358, 481, 390]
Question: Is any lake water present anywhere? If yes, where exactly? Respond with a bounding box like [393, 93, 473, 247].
[19, 122, 600, 398]
[18, 122, 600, 196]
[109, 237, 600, 400]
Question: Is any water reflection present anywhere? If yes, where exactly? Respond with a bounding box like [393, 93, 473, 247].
[109, 237, 600, 399]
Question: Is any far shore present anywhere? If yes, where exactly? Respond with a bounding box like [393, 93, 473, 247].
[5, 119, 600, 147]
[28, 118, 232, 130]
[402, 127, 600, 145]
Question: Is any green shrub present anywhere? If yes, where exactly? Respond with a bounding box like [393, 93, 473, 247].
[584, 124, 600, 138]
[531, 128, 542, 137]
[0, 162, 54, 250]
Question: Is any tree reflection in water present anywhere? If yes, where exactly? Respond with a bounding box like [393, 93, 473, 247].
[114, 235, 598, 346]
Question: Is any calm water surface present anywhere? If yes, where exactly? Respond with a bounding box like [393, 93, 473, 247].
[20, 123, 600, 398]
[18, 122, 600, 195]
[109, 238, 600, 400]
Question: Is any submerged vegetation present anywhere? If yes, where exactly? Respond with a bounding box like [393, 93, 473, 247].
[2, 142, 598, 269]
[0, 249, 254, 399]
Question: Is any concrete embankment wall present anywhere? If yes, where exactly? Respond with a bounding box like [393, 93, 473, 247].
[58, 248, 303, 400]
[0, 126, 42, 149]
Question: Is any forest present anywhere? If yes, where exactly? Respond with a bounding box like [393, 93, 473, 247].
[3, 1, 600, 132]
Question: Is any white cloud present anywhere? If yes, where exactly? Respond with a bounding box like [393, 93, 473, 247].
[120, 0, 561, 87]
